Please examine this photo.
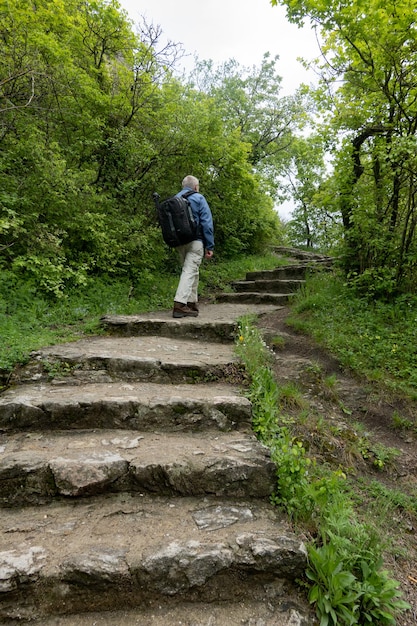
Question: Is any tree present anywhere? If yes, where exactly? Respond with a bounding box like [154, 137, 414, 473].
[0, 0, 142, 291]
[0, 1, 284, 294]
[189, 54, 307, 198]
[282, 134, 342, 250]
[273, 0, 417, 295]
[134, 78, 283, 258]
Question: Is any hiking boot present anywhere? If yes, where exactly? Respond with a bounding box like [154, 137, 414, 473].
[187, 302, 199, 314]
[173, 301, 199, 318]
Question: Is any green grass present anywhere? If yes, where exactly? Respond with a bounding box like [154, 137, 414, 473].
[359, 479, 417, 519]
[235, 317, 411, 626]
[234, 272, 417, 624]
[0, 252, 281, 374]
[289, 271, 417, 400]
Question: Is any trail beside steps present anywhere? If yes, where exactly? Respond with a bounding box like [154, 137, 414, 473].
[0, 254, 330, 625]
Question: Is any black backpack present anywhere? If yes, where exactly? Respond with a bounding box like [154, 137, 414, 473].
[153, 190, 198, 248]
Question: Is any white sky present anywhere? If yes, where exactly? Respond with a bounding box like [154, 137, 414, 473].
[119, 0, 320, 218]
[119, 0, 319, 94]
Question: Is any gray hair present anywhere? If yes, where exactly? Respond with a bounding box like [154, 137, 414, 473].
[182, 175, 199, 190]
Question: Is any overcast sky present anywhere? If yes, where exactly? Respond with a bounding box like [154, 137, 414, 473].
[119, 0, 319, 94]
[118, 0, 319, 219]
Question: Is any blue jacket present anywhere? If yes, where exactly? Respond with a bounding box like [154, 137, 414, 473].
[177, 187, 214, 251]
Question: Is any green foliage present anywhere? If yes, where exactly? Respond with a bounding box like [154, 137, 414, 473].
[283, 134, 343, 251]
[307, 513, 410, 626]
[362, 480, 417, 519]
[307, 541, 360, 626]
[391, 411, 417, 435]
[235, 318, 278, 436]
[277, 382, 306, 409]
[271, 434, 314, 518]
[291, 272, 417, 398]
[236, 316, 347, 521]
[191, 53, 306, 179]
[0, 252, 279, 375]
[235, 314, 409, 625]
[274, 0, 417, 293]
[307, 541, 408, 626]
[0, 1, 285, 294]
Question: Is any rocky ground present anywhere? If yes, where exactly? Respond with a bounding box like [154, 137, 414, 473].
[256, 305, 417, 626]
[0, 302, 314, 626]
[1, 254, 415, 625]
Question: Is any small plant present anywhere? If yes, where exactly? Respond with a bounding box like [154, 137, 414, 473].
[358, 438, 400, 470]
[271, 432, 314, 519]
[278, 382, 307, 410]
[391, 411, 416, 434]
[371, 443, 400, 470]
[270, 334, 286, 350]
[358, 558, 411, 625]
[306, 502, 410, 626]
[42, 358, 77, 380]
[324, 374, 338, 389]
[307, 541, 409, 626]
[338, 402, 353, 416]
[307, 541, 360, 626]
[305, 361, 323, 377]
[235, 316, 410, 625]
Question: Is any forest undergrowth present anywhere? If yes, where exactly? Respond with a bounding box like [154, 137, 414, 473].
[2, 254, 417, 624]
[236, 270, 417, 625]
[0, 252, 280, 382]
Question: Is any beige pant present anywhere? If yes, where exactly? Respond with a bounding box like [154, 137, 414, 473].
[174, 240, 204, 304]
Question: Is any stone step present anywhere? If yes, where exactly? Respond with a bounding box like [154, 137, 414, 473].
[246, 266, 309, 281]
[0, 493, 308, 622]
[29, 600, 313, 625]
[216, 292, 291, 305]
[232, 279, 305, 294]
[0, 381, 251, 433]
[101, 302, 281, 341]
[10, 336, 242, 386]
[0, 430, 275, 506]
[245, 260, 333, 282]
[272, 247, 335, 265]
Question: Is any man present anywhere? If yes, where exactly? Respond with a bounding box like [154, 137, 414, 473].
[173, 175, 214, 318]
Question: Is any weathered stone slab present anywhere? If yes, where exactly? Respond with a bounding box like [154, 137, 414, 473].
[232, 279, 306, 294]
[216, 292, 291, 305]
[100, 303, 282, 341]
[28, 601, 315, 625]
[272, 247, 334, 264]
[0, 381, 251, 432]
[0, 264, 326, 625]
[10, 336, 242, 385]
[0, 431, 275, 505]
[246, 266, 309, 280]
[0, 546, 47, 592]
[0, 494, 307, 621]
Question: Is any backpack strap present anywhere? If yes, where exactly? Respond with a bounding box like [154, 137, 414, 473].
[181, 190, 203, 241]
[182, 190, 197, 200]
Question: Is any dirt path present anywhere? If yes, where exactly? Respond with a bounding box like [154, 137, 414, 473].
[257, 306, 417, 625]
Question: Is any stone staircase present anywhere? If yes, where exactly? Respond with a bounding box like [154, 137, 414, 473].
[0, 255, 329, 625]
[217, 250, 333, 306]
